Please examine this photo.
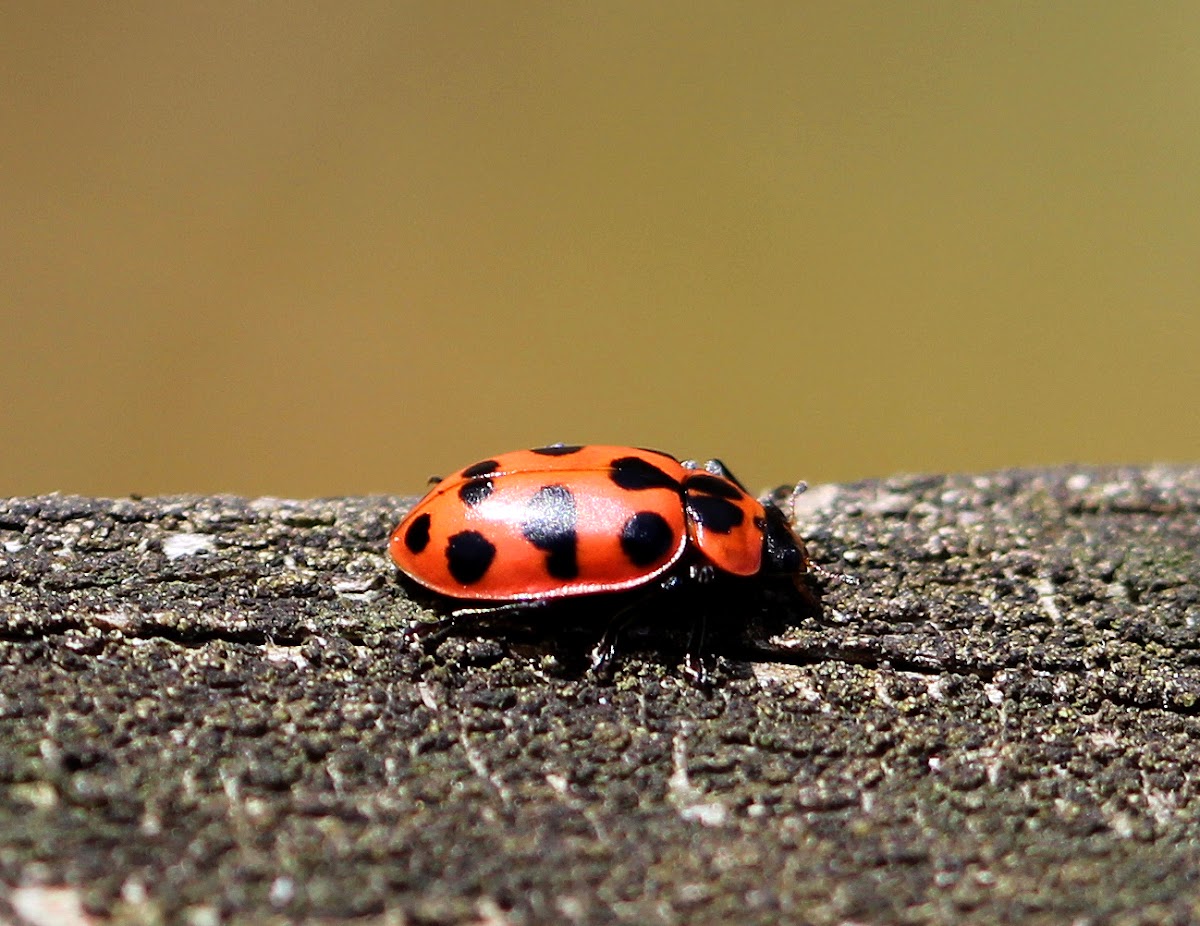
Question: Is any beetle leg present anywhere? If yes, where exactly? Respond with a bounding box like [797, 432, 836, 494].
[680, 613, 713, 688]
[448, 600, 550, 620]
[588, 633, 618, 674]
[589, 572, 689, 675]
[404, 600, 549, 648]
[588, 604, 641, 675]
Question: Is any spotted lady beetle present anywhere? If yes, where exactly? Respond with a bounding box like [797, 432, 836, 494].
[390, 444, 817, 682]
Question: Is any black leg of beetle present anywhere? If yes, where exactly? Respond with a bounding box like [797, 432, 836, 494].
[681, 612, 712, 688]
[449, 600, 551, 620]
[680, 565, 717, 687]
[404, 600, 549, 649]
[403, 618, 453, 648]
[589, 603, 643, 676]
[589, 574, 687, 676]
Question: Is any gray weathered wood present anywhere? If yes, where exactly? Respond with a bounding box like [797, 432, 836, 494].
[1, 466, 1199, 924]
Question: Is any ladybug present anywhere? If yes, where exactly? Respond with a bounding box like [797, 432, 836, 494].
[389, 444, 815, 680]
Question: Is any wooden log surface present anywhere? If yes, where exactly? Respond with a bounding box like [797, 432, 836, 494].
[1, 465, 1199, 924]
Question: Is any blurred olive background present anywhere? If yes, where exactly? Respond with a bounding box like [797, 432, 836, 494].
[3, 4, 1197, 498]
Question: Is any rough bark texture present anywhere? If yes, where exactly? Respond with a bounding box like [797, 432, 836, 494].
[1, 465, 1199, 925]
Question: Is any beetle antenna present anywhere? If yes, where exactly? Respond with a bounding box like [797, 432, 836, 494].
[786, 480, 860, 587]
[807, 560, 859, 585]
[788, 481, 808, 524]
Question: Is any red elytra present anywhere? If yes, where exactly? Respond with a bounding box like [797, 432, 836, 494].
[389, 445, 811, 602]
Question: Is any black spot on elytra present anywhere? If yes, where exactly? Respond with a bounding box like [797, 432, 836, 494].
[610, 457, 680, 491]
[620, 511, 675, 566]
[446, 531, 496, 585]
[458, 477, 493, 507]
[522, 484, 579, 579]
[684, 473, 743, 500]
[531, 444, 583, 456]
[462, 459, 501, 479]
[687, 496, 745, 534]
[404, 513, 431, 554]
